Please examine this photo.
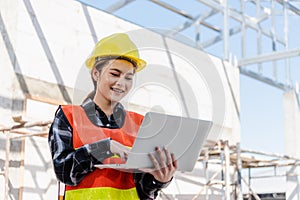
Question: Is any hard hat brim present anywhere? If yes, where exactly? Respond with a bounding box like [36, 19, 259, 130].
[85, 55, 147, 72]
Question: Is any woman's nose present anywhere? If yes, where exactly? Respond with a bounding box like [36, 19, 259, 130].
[116, 77, 125, 86]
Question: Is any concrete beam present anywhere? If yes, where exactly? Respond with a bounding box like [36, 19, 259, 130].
[15, 74, 73, 105]
[284, 90, 300, 200]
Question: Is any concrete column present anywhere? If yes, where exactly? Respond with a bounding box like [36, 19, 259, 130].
[284, 90, 300, 200]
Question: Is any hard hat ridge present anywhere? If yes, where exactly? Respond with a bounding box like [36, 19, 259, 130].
[85, 33, 147, 72]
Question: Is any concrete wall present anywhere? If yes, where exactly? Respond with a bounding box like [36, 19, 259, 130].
[284, 91, 300, 200]
[0, 0, 240, 199]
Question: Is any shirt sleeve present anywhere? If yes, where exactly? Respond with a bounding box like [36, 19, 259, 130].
[48, 106, 113, 186]
[134, 173, 172, 200]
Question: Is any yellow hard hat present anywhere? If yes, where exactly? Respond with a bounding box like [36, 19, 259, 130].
[85, 33, 147, 72]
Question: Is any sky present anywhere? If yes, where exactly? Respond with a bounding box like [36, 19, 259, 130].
[77, 0, 300, 154]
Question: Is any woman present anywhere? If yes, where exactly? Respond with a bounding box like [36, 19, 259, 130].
[48, 33, 177, 200]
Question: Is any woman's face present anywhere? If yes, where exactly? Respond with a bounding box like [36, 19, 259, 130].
[93, 59, 135, 104]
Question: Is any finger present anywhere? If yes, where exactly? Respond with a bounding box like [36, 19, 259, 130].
[164, 147, 172, 167]
[121, 151, 129, 162]
[171, 153, 178, 169]
[149, 153, 161, 171]
[123, 146, 131, 153]
[120, 152, 125, 162]
[138, 168, 153, 173]
[156, 147, 166, 170]
[124, 152, 128, 161]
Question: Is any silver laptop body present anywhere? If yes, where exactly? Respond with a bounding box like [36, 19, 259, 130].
[95, 112, 212, 172]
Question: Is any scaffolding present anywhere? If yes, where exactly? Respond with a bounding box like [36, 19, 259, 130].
[192, 140, 300, 200]
[0, 0, 300, 199]
[0, 118, 51, 200]
[2, 121, 299, 200]
[79, 0, 300, 92]
[71, 1, 300, 198]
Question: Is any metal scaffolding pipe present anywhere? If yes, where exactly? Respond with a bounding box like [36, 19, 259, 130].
[236, 143, 243, 200]
[4, 132, 10, 200]
[256, 0, 262, 74]
[271, 0, 278, 82]
[238, 49, 300, 66]
[241, 0, 246, 58]
[196, 0, 286, 44]
[241, 148, 300, 161]
[224, 141, 231, 200]
[242, 176, 262, 200]
[0, 120, 52, 132]
[205, 150, 209, 200]
[106, 0, 135, 13]
[150, 0, 220, 32]
[283, 0, 291, 86]
[192, 171, 220, 200]
[222, 0, 229, 60]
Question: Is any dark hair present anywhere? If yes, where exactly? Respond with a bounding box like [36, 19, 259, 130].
[82, 56, 137, 102]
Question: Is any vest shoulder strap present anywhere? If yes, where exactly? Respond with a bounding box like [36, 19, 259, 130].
[60, 105, 81, 124]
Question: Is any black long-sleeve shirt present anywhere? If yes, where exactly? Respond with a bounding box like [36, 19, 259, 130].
[48, 98, 170, 199]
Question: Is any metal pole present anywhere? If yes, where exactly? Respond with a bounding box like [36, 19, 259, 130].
[283, 0, 290, 86]
[222, 0, 229, 60]
[192, 171, 220, 200]
[241, 0, 246, 59]
[224, 141, 231, 200]
[236, 143, 243, 200]
[271, 0, 278, 81]
[242, 176, 262, 200]
[18, 138, 26, 200]
[4, 132, 10, 200]
[205, 150, 209, 200]
[248, 168, 251, 200]
[256, 0, 262, 74]
[195, 20, 201, 49]
[221, 143, 225, 200]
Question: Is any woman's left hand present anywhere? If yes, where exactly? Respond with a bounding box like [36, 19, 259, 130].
[140, 146, 177, 183]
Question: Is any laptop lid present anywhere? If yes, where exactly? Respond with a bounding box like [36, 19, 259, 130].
[123, 112, 212, 172]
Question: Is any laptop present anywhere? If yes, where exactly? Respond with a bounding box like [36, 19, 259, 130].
[94, 112, 212, 172]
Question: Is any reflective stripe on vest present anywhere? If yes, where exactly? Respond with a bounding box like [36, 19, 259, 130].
[61, 105, 144, 199]
[65, 187, 139, 200]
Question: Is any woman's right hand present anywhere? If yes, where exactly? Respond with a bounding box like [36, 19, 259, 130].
[110, 140, 130, 162]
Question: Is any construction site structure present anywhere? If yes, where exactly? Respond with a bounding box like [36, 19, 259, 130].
[160, 140, 300, 200]
[1, 124, 300, 200]
[0, 0, 299, 199]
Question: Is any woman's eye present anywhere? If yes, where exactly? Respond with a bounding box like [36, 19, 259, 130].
[125, 77, 133, 80]
[111, 73, 119, 77]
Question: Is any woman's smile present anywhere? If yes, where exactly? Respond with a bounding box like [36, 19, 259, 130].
[111, 87, 125, 94]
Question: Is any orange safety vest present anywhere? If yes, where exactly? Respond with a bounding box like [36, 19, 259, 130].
[61, 105, 144, 200]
